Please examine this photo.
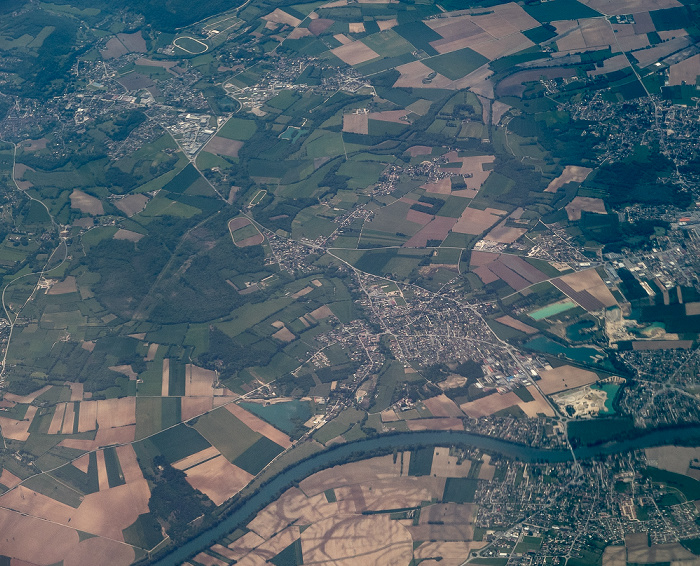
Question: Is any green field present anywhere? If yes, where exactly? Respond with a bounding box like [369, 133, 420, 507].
[192, 407, 262, 462]
[233, 436, 285, 475]
[217, 117, 257, 141]
[443, 477, 479, 503]
[424, 48, 488, 80]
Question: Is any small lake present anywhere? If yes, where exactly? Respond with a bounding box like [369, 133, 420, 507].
[525, 336, 613, 370]
[591, 383, 619, 414]
[566, 320, 596, 342]
[529, 300, 577, 320]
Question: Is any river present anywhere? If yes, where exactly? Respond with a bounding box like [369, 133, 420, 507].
[149, 426, 700, 565]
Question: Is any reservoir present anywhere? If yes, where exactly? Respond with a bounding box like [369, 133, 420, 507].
[149, 426, 700, 565]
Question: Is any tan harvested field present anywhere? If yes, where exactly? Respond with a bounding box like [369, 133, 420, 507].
[348, 22, 365, 33]
[537, 365, 599, 395]
[331, 41, 380, 65]
[565, 196, 606, 221]
[205, 136, 244, 158]
[226, 403, 292, 448]
[546, 165, 593, 192]
[273, 326, 296, 342]
[48, 403, 67, 435]
[394, 60, 454, 89]
[0, 406, 36, 441]
[161, 358, 170, 397]
[381, 408, 399, 422]
[602, 545, 627, 566]
[173, 446, 221, 470]
[96, 449, 109, 491]
[0, 507, 137, 566]
[408, 523, 474, 542]
[250, 526, 302, 562]
[484, 220, 527, 244]
[342, 113, 368, 134]
[472, 33, 534, 60]
[333, 33, 352, 44]
[338, 477, 444, 512]
[476, 2, 539, 34]
[491, 100, 511, 125]
[557, 268, 617, 307]
[423, 394, 465, 417]
[430, 447, 472, 478]
[182, 397, 215, 421]
[669, 53, 700, 85]
[48, 276, 78, 295]
[658, 29, 687, 40]
[420, 502, 477, 525]
[644, 445, 700, 476]
[519, 386, 555, 417]
[626, 533, 696, 563]
[144, 342, 159, 361]
[300, 454, 403, 496]
[634, 35, 692, 66]
[301, 514, 412, 566]
[77, 400, 98, 432]
[415, 541, 486, 566]
[422, 177, 452, 194]
[185, 455, 253, 505]
[310, 304, 333, 320]
[61, 424, 136, 451]
[292, 286, 313, 298]
[479, 454, 496, 481]
[193, 552, 228, 566]
[496, 315, 538, 334]
[582, 18, 617, 48]
[377, 17, 398, 30]
[370, 110, 409, 123]
[113, 228, 144, 242]
[249, 487, 338, 539]
[109, 364, 138, 380]
[1, 475, 151, 541]
[263, 8, 301, 26]
[0, 468, 21, 488]
[115, 194, 149, 216]
[70, 190, 104, 215]
[406, 145, 432, 157]
[227, 532, 266, 560]
[460, 391, 520, 418]
[4, 385, 50, 404]
[115, 444, 143, 484]
[406, 417, 463, 431]
[185, 364, 216, 396]
[288, 27, 312, 39]
[96, 397, 136, 429]
[61, 402, 76, 435]
[453, 207, 503, 235]
[211, 543, 239, 561]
